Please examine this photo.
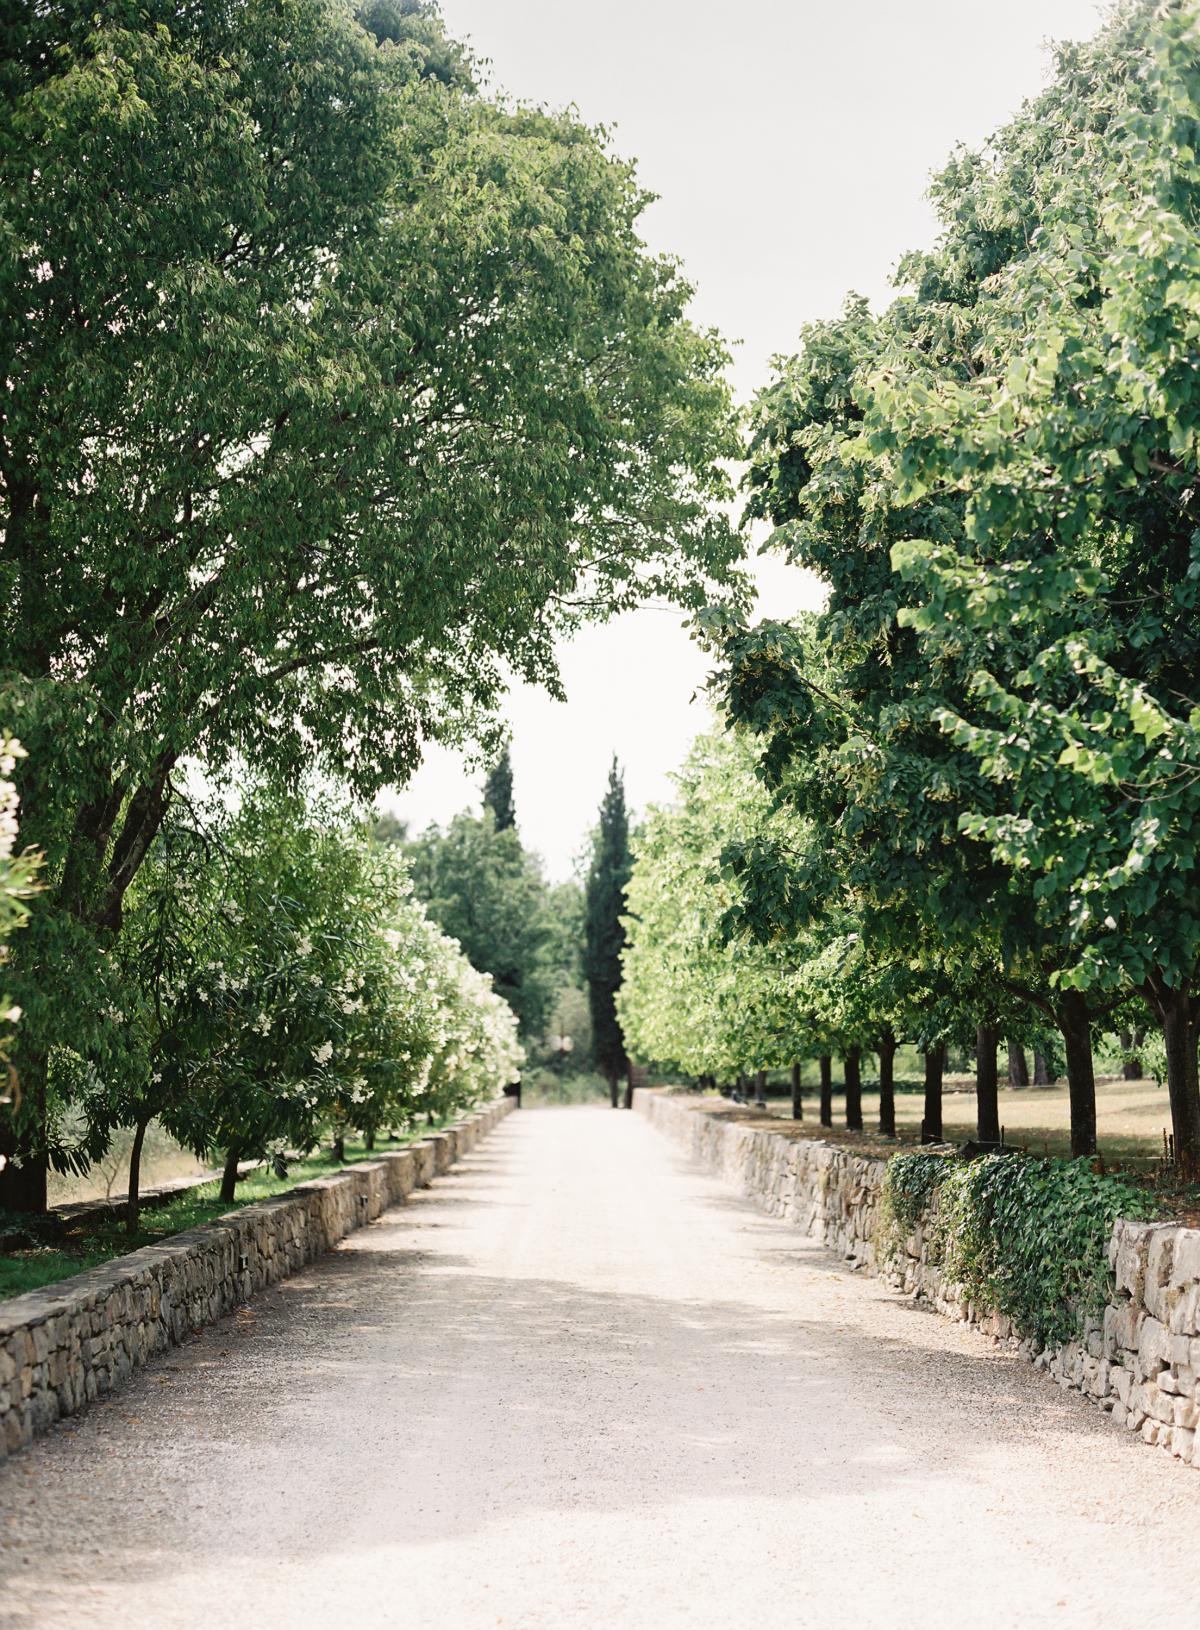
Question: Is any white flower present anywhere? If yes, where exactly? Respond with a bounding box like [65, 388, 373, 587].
[253, 1012, 271, 1036]
[312, 1040, 334, 1066]
[297, 934, 313, 957]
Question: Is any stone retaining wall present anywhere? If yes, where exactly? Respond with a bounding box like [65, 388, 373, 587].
[635, 1089, 1200, 1473]
[0, 1098, 514, 1460]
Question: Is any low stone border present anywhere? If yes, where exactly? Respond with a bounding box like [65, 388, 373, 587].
[0, 1097, 515, 1459]
[635, 1089, 1200, 1473]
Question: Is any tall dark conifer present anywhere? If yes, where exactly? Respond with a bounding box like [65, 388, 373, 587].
[585, 758, 632, 1107]
[483, 747, 517, 833]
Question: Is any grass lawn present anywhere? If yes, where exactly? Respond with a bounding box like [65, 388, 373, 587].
[0, 1127, 443, 1302]
[758, 1075, 1174, 1169]
[895, 1075, 1175, 1168]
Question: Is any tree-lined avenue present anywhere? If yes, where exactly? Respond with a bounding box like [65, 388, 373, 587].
[1, 1106, 1196, 1629]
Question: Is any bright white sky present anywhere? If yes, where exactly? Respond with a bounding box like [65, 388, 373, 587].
[382, 0, 1107, 878]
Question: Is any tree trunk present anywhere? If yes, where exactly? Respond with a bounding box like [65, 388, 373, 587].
[818, 1055, 833, 1128]
[1007, 1042, 1029, 1088]
[1056, 990, 1097, 1159]
[1121, 1030, 1144, 1081]
[922, 1042, 945, 1144]
[975, 1022, 1000, 1145]
[843, 1047, 863, 1131]
[609, 1070, 620, 1109]
[331, 1133, 345, 1163]
[790, 1060, 803, 1121]
[754, 1069, 766, 1109]
[622, 1066, 634, 1110]
[219, 1141, 242, 1205]
[126, 1114, 150, 1236]
[0, 1047, 49, 1214]
[364, 1128, 375, 1151]
[0, 1130, 47, 1214]
[1033, 1049, 1053, 1086]
[1149, 983, 1200, 1180]
[877, 1028, 897, 1137]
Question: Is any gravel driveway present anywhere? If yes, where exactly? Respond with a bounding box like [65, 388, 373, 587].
[1, 1105, 1198, 1629]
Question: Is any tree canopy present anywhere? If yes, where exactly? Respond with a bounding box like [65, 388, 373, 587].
[0, 0, 745, 1204]
[402, 811, 561, 1040]
[683, 0, 1194, 1164]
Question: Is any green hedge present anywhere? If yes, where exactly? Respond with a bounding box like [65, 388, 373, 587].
[879, 1150, 1159, 1347]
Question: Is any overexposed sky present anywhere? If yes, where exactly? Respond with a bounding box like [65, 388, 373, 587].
[383, 0, 1106, 878]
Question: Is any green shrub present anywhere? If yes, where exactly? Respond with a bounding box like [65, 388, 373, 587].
[879, 1149, 1160, 1347]
[877, 1150, 951, 1264]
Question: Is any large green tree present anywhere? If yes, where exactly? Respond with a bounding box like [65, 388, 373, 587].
[864, 0, 1200, 1167]
[586, 759, 633, 1105]
[712, 3, 1182, 1158]
[403, 812, 556, 1038]
[0, 0, 743, 1206]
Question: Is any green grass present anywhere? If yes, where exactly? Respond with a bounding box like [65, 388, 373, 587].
[0, 1125, 444, 1302]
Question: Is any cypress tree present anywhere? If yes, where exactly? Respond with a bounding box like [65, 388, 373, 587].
[585, 758, 632, 1107]
[483, 746, 517, 833]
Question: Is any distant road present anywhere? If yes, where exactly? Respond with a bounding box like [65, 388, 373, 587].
[2, 1106, 1197, 1628]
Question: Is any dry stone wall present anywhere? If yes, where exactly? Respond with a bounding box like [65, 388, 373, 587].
[0, 1098, 514, 1460]
[635, 1089, 1200, 1474]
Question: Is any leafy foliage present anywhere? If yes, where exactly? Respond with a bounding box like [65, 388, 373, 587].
[704, 0, 1200, 1161]
[483, 748, 517, 834]
[880, 1149, 1159, 1346]
[0, 737, 38, 1106]
[620, 730, 823, 1080]
[876, 1150, 949, 1257]
[63, 791, 524, 1191]
[0, 0, 744, 1199]
[402, 811, 562, 1039]
[586, 759, 633, 1088]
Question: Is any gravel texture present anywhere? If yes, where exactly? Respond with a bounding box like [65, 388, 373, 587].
[1, 1104, 1198, 1629]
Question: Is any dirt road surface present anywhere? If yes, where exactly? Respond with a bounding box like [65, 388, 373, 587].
[2, 1105, 1198, 1629]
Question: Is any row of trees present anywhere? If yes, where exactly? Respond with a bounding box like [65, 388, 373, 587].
[7, 781, 524, 1230]
[619, 726, 1085, 1142]
[623, 0, 1200, 1169]
[0, 0, 745, 1210]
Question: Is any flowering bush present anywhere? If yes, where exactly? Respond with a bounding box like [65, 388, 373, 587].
[103, 790, 521, 1210]
[0, 737, 39, 1115]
